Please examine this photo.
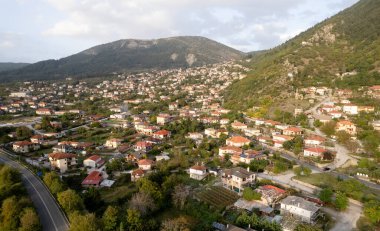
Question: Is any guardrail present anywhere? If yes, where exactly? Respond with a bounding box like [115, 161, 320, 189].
[0, 148, 70, 227]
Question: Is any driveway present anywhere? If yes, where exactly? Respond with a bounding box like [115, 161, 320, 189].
[323, 203, 362, 231]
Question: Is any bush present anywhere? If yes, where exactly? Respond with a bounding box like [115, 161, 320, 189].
[319, 188, 333, 203]
[334, 192, 349, 211]
[243, 187, 261, 201]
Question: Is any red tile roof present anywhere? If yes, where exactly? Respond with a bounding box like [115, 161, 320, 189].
[337, 120, 354, 126]
[153, 130, 170, 136]
[132, 169, 145, 176]
[191, 165, 207, 171]
[135, 141, 153, 147]
[49, 152, 76, 159]
[231, 121, 246, 127]
[13, 141, 34, 146]
[138, 159, 154, 166]
[31, 135, 44, 139]
[87, 155, 101, 162]
[227, 136, 250, 144]
[284, 127, 302, 132]
[82, 171, 102, 185]
[261, 185, 286, 194]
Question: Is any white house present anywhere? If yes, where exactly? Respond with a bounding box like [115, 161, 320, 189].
[280, 196, 320, 223]
[226, 136, 251, 147]
[83, 155, 105, 168]
[49, 153, 77, 173]
[221, 167, 255, 193]
[231, 121, 248, 130]
[156, 114, 171, 125]
[304, 136, 325, 146]
[219, 146, 243, 157]
[13, 141, 40, 153]
[303, 147, 327, 158]
[336, 120, 357, 135]
[187, 132, 204, 140]
[105, 138, 123, 149]
[343, 104, 358, 115]
[189, 165, 208, 180]
[138, 159, 155, 171]
[244, 128, 261, 137]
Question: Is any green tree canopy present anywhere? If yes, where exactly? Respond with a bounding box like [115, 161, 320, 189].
[58, 189, 84, 214]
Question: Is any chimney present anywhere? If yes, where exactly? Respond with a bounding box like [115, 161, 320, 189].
[247, 167, 250, 172]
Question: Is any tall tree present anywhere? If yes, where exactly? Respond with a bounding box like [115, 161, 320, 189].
[172, 184, 189, 210]
[126, 209, 144, 231]
[0, 196, 21, 231]
[129, 192, 156, 216]
[102, 206, 119, 231]
[57, 189, 84, 214]
[161, 216, 191, 231]
[19, 208, 41, 231]
[69, 212, 98, 231]
[15, 126, 33, 140]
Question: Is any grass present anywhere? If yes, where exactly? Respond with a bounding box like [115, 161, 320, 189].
[294, 173, 380, 202]
[100, 185, 137, 204]
[197, 186, 239, 211]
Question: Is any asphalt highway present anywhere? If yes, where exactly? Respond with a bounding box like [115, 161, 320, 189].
[0, 149, 69, 231]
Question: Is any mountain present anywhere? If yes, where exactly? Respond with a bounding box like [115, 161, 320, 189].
[224, 0, 380, 110]
[0, 36, 244, 82]
[0, 63, 29, 72]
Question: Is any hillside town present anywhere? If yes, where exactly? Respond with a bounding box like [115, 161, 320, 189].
[1, 61, 380, 231]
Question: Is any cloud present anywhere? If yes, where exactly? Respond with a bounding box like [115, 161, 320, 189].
[0, 0, 359, 62]
[0, 40, 14, 48]
[0, 32, 19, 49]
[44, 0, 350, 51]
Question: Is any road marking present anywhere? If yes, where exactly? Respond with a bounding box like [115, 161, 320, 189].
[23, 172, 60, 231]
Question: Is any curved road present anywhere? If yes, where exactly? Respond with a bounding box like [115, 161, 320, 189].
[0, 149, 69, 231]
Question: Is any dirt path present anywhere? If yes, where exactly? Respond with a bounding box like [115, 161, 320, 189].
[323, 203, 362, 231]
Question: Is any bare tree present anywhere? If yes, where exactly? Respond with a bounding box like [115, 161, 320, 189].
[172, 184, 190, 210]
[129, 192, 156, 215]
[161, 216, 191, 231]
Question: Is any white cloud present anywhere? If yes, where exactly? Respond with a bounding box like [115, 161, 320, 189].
[0, 0, 360, 62]
[0, 40, 15, 48]
[40, 0, 359, 52]
[41, 0, 319, 49]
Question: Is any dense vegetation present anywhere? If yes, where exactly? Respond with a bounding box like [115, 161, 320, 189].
[0, 164, 41, 231]
[0, 62, 29, 72]
[224, 0, 380, 110]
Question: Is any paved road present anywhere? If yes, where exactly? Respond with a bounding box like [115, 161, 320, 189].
[0, 149, 69, 231]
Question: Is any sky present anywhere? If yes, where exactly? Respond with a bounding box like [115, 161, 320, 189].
[0, 0, 359, 63]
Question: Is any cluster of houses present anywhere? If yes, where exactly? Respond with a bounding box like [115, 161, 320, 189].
[6, 66, 377, 231]
[190, 164, 323, 231]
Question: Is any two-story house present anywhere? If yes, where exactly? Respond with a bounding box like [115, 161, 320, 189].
[280, 196, 320, 224]
[189, 165, 208, 180]
[221, 167, 255, 193]
[48, 152, 77, 173]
